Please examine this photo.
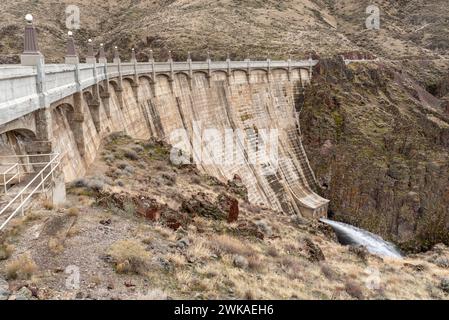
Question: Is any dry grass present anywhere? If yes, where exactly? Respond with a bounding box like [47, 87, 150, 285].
[247, 255, 265, 272]
[153, 224, 175, 240]
[211, 234, 255, 257]
[3, 135, 446, 300]
[266, 245, 280, 257]
[137, 288, 168, 300]
[344, 280, 365, 300]
[66, 224, 81, 238]
[0, 243, 14, 260]
[320, 263, 339, 281]
[108, 239, 151, 275]
[186, 238, 213, 261]
[166, 252, 187, 268]
[67, 207, 80, 217]
[48, 237, 65, 254]
[42, 199, 54, 211]
[5, 253, 38, 280]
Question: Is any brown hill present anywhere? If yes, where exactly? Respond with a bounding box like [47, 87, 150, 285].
[0, 0, 448, 63]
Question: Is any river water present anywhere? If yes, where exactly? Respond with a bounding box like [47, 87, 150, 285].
[320, 218, 403, 259]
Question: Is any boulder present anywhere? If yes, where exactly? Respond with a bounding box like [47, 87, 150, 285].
[303, 238, 325, 262]
[135, 197, 161, 221]
[433, 256, 449, 268]
[0, 278, 10, 301]
[182, 192, 226, 220]
[233, 255, 249, 269]
[14, 287, 33, 300]
[440, 277, 449, 294]
[176, 238, 190, 249]
[217, 193, 239, 223]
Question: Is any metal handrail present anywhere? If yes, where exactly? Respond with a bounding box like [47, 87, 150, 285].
[0, 153, 57, 159]
[0, 163, 20, 194]
[0, 153, 63, 230]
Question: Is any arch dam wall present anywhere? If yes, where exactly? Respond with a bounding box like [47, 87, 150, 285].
[0, 60, 329, 218]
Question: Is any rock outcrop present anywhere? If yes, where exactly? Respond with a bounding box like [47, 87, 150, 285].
[301, 57, 449, 252]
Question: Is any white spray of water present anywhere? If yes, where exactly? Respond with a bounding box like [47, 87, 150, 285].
[320, 218, 403, 259]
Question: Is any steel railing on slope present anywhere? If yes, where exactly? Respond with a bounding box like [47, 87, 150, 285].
[0, 163, 20, 194]
[0, 153, 63, 230]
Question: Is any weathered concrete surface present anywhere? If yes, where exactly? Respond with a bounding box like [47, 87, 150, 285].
[0, 67, 328, 218]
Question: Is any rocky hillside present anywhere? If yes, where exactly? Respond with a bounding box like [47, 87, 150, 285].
[301, 57, 449, 252]
[0, 0, 449, 63]
[0, 134, 448, 300]
[0, 1, 448, 252]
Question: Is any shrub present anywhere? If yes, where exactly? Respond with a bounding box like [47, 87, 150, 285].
[266, 246, 279, 257]
[88, 177, 106, 191]
[162, 173, 176, 186]
[123, 200, 136, 216]
[211, 235, 254, 257]
[233, 255, 249, 269]
[108, 240, 150, 275]
[124, 149, 139, 161]
[349, 245, 368, 263]
[71, 178, 89, 188]
[48, 237, 64, 254]
[103, 154, 115, 163]
[67, 207, 80, 217]
[117, 162, 128, 170]
[320, 263, 339, 281]
[5, 253, 37, 280]
[255, 220, 272, 237]
[345, 280, 365, 300]
[138, 288, 168, 300]
[0, 243, 14, 260]
[118, 162, 135, 174]
[191, 177, 201, 185]
[247, 255, 265, 272]
[70, 176, 107, 192]
[131, 145, 144, 153]
[42, 199, 54, 210]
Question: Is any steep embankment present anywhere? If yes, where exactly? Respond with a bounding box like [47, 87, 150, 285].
[300, 57, 449, 252]
[1, 135, 448, 300]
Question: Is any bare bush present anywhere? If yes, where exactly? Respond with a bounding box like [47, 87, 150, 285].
[211, 235, 254, 257]
[345, 280, 365, 300]
[124, 149, 139, 161]
[108, 240, 150, 275]
[5, 253, 37, 280]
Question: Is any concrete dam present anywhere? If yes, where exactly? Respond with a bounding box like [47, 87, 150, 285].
[0, 16, 329, 228]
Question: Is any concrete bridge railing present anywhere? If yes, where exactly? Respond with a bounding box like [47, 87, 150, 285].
[0, 15, 318, 127]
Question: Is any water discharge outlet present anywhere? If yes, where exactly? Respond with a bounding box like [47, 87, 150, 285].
[320, 218, 403, 259]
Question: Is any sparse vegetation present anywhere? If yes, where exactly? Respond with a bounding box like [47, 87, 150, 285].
[67, 207, 80, 217]
[124, 149, 139, 161]
[48, 236, 65, 254]
[42, 199, 54, 211]
[0, 243, 14, 260]
[211, 234, 255, 257]
[5, 253, 37, 280]
[344, 280, 365, 300]
[2, 135, 447, 300]
[108, 240, 151, 275]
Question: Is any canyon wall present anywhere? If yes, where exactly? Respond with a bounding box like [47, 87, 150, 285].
[300, 58, 449, 251]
